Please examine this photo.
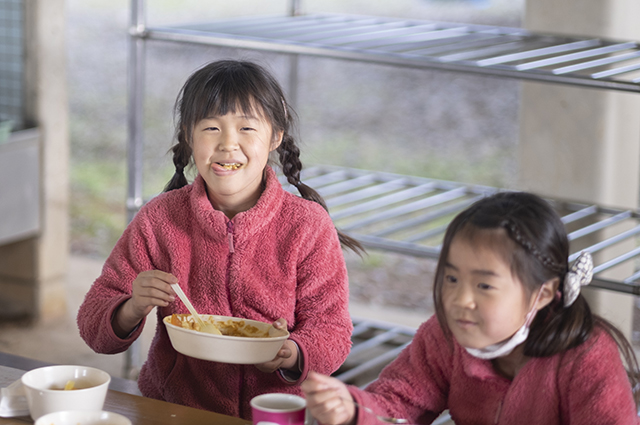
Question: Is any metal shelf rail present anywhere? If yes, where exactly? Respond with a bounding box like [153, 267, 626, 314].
[142, 13, 640, 92]
[286, 165, 640, 296]
[338, 316, 417, 388]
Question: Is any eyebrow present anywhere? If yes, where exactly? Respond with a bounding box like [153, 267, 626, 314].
[204, 114, 259, 120]
[444, 261, 499, 277]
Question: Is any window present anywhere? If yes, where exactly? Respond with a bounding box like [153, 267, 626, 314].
[0, 0, 24, 131]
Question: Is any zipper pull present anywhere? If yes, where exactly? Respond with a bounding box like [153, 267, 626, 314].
[227, 221, 235, 253]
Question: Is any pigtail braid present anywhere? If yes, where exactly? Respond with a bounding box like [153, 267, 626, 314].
[278, 133, 318, 203]
[277, 134, 364, 255]
[164, 131, 192, 192]
[502, 219, 565, 274]
[526, 293, 592, 356]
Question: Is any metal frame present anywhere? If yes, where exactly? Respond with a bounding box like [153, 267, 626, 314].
[339, 317, 416, 387]
[288, 165, 640, 295]
[125, 0, 640, 400]
[142, 14, 640, 92]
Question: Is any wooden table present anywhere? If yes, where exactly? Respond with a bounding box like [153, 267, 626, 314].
[0, 354, 251, 425]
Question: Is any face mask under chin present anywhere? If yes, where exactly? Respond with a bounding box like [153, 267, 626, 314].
[464, 321, 530, 360]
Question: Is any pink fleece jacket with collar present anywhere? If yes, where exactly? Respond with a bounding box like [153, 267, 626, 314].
[76, 166, 352, 419]
[350, 315, 638, 425]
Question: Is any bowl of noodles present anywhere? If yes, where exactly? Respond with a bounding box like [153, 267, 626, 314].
[163, 314, 290, 364]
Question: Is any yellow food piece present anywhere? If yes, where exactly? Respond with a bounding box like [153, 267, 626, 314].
[221, 163, 242, 170]
[64, 380, 75, 391]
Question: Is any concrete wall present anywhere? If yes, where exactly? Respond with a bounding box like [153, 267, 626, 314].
[519, 0, 640, 338]
[0, 0, 69, 321]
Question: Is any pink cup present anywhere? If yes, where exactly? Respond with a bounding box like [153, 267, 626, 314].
[251, 393, 306, 425]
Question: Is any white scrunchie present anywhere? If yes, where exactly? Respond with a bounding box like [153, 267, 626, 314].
[564, 251, 593, 307]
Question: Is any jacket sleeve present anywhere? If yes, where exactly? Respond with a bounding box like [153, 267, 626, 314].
[76, 209, 156, 354]
[281, 209, 353, 384]
[560, 328, 639, 424]
[349, 316, 451, 425]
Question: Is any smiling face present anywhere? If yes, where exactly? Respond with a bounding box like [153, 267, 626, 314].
[441, 231, 535, 350]
[192, 107, 282, 216]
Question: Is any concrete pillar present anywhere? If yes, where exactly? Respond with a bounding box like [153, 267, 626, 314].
[519, 0, 640, 339]
[0, 0, 69, 321]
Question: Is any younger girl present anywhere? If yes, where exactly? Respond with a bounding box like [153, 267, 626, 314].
[77, 60, 361, 419]
[302, 191, 640, 424]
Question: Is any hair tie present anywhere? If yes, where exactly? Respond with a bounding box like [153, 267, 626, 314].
[563, 251, 593, 307]
[176, 163, 185, 175]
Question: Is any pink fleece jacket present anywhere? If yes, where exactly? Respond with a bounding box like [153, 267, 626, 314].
[76, 166, 352, 419]
[350, 315, 638, 425]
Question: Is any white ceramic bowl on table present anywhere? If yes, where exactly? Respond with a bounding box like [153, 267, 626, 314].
[21, 365, 110, 420]
[163, 314, 289, 364]
[34, 410, 131, 425]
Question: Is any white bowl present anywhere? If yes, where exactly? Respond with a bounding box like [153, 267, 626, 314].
[21, 365, 110, 420]
[34, 410, 131, 425]
[163, 314, 289, 364]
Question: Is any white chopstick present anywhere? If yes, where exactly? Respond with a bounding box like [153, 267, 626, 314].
[170, 283, 207, 328]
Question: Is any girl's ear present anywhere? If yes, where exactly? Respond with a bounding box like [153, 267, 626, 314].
[270, 130, 284, 152]
[535, 277, 560, 311]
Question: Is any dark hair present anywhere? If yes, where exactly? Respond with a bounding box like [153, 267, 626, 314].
[433, 191, 639, 404]
[164, 60, 363, 254]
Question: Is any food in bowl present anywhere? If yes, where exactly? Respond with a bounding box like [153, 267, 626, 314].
[21, 365, 110, 420]
[48, 380, 81, 391]
[163, 314, 290, 364]
[170, 313, 272, 337]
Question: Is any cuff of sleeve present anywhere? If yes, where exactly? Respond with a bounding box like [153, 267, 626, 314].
[349, 388, 371, 425]
[277, 338, 308, 384]
[107, 295, 146, 343]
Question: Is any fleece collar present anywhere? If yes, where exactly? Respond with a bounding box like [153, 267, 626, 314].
[190, 166, 285, 243]
[459, 341, 544, 389]
[461, 348, 502, 381]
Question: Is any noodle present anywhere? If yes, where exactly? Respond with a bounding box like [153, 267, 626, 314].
[170, 314, 271, 338]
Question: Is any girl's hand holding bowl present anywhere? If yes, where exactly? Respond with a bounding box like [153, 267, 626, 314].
[254, 319, 298, 373]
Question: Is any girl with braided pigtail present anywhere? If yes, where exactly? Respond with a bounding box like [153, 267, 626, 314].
[303, 191, 640, 425]
[79, 60, 360, 419]
[163, 62, 362, 253]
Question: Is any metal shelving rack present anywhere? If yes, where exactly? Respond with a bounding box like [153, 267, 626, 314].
[144, 14, 640, 92]
[125, 0, 640, 396]
[284, 165, 640, 295]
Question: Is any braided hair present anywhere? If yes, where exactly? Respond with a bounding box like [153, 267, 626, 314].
[432, 192, 639, 404]
[165, 60, 363, 254]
